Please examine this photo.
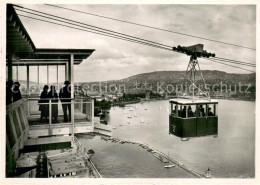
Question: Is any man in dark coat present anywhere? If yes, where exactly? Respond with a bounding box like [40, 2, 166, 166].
[13, 82, 22, 102]
[59, 81, 71, 122]
[6, 80, 13, 105]
[48, 85, 59, 123]
[39, 85, 49, 122]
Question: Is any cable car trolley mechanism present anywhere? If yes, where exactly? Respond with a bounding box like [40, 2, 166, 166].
[169, 44, 218, 140]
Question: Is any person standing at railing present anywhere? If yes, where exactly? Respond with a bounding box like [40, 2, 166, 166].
[38, 85, 49, 122]
[48, 85, 59, 123]
[6, 80, 13, 105]
[13, 82, 22, 102]
[59, 81, 71, 122]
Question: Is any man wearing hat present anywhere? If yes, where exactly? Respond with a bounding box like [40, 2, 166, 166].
[59, 81, 71, 122]
[13, 82, 22, 102]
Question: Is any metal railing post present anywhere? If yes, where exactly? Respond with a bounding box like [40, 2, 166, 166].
[80, 99, 83, 113]
[92, 99, 94, 128]
[27, 99, 30, 117]
[49, 99, 52, 135]
[71, 99, 75, 137]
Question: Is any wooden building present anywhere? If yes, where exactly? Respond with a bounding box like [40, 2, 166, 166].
[6, 4, 112, 177]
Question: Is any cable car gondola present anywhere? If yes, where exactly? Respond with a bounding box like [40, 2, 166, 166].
[169, 44, 218, 139]
[169, 98, 218, 138]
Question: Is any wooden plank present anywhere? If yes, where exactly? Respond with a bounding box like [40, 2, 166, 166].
[8, 112, 18, 142]
[25, 136, 73, 146]
[52, 127, 70, 135]
[15, 108, 23, 136]
[29, 123, 72, 130]
[29, 129, 49, 137]
[74, 125, 93, 133]
[7, 20, 17, 27]
[20, 103, 29, 126]
[7, 14, 13, 21]
[7, 34, 25, 39]
[7, 26, 21, 32]
[6, 135, 12, 155]
[29, 124, 93, 137]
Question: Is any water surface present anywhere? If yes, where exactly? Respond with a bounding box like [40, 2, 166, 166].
[79, 99, 255, 178]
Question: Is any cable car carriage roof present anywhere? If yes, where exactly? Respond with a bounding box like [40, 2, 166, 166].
[169, 98, 218, 105]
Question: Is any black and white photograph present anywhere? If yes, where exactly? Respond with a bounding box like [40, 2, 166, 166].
[0, 0, 259, 184]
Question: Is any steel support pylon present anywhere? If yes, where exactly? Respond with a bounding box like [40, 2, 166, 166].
[179, 55, 210, 100]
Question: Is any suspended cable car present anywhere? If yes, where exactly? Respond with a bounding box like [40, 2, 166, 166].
[169, 44, 218, 139]
[169, 98, 218, 138]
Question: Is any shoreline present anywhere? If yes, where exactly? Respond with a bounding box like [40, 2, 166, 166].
[100, 137, 210, 178]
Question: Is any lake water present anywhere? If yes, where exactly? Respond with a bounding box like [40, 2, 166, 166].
[78, 99, 255, 178]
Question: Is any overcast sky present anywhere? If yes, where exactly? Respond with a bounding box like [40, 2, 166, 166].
[16, 4, 256, 82]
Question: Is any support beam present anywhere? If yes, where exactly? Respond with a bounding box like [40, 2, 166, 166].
[65, 62, 68, 81]
[7, 20, 16, 27]
[69, 54, 75, 139]
[7, 55, 13, 81]
[26, 65, 29, 96]
[7, 26, 20, 32]
[57, 65, 58, 85]
[37, 66, 39, 84]
[92, 99, 94, 127]
[16, 65, 18, 81]
[69, 55, 74, 98]
[7, 14, 13, 21]
[47, 65, 49, 86]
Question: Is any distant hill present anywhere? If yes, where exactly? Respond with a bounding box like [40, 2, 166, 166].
[116, 70, 256, 85]
[80, 70, 256, 92]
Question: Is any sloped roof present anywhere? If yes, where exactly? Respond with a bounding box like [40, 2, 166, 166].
[7, 4, 95, 65]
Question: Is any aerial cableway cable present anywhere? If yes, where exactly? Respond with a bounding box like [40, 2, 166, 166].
[202, 58, 255, 73]
[206, 58, 255, 67]
[43, 4, 256, 51]
[17, 14, 174, 52]
[15, 6, 256, 70]
[213, 57, 256, 67]
[18, 14, 256, 73]
[14, 6, 173, 50]
[15, 6, 255, 73]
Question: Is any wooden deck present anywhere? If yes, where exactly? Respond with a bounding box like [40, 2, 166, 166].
[27, 107, 94, 137]
[28, 109, 90, 125]
[29, 123, 93, 138]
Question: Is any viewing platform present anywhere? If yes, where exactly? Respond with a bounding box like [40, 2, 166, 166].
[5, 4, 112, 177]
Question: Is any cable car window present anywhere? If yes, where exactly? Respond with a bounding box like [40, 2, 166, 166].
[197, 104, 206, 117]
[206, 104, 214, 117]
[181, 105, 187, 118]
[171, 103, 178, 116]
[187, 105, 196, 118]
[207, 104, 218, 116]
[214, 104, 218, 116]
[177, 105, 183, 118]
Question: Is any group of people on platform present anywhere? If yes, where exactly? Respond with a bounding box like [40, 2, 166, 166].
[6, 80, 22, 105]
[39, 81, 72, 123]
[173, 104, 215, 118]
[6, 79, 72, 123]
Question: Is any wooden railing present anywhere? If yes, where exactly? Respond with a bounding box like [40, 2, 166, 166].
[27, 97, 94, 125]
[6, 98, 29, 176]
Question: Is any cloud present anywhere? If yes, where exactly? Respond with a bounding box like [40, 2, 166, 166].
[17, 4, 256, 82]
